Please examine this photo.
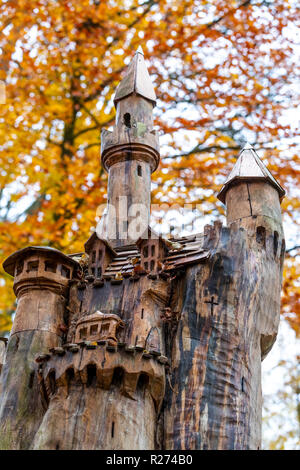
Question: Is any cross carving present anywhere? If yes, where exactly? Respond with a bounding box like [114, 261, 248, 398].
[205, 296, 219, 315]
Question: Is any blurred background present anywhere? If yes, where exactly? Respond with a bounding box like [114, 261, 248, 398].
[0, 0, 299, 449]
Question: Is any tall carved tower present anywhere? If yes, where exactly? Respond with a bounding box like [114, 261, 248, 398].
[101, 47, 159, 247]
[0, 50, 285, 450]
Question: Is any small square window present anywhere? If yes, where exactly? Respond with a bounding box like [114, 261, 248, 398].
[90, 324, 98, 335]
[143, 246, 148, 257]
[150, 260, 155, 271]
[61, 265, 70, 279]
[100, 323, 109, 335]
[91, 250, 96, 263]
[151, 245, 155, 257]
[80, 328, 87, 339]
[27, 260, 39, 272]
[45, 260, 57, 273]
[16, 261, 24, 276]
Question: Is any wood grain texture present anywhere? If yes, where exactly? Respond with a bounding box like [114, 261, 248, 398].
[0, 330, 61, 449]
[27, 263, 170, 450]
[163, 184, 284, 450]
[0, 249, 74, 449]
[32, 384, 157, 450]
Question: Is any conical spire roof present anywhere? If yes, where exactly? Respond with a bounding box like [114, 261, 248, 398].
[217, 143, 285, 203]
[114, 47, 156, 106]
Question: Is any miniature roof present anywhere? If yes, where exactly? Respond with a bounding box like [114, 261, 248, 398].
[217, 143, 285, 204]
[103, 234, 209, 278]
[76, 311, 123, 326]
[84, 232, 117, 257]
[136, 226, 169, 247]
[3, 246, 79, 277]
[114, 47, 156, 106]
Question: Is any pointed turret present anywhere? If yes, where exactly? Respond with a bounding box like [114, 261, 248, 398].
[114, 47, 156, 106]
[217, 143, 285, 204]
[218, 143, 285, 232]
[101, 48, 160, 247]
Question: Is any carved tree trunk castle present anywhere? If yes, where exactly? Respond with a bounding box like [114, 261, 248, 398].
[0, 48, 285, 450]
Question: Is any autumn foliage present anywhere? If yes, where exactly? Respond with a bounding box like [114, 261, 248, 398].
[0, 0, 299, 336]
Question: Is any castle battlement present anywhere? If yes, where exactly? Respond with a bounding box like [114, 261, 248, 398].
[36, 341, 167, 411]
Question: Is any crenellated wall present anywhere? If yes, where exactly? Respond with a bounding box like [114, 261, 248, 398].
[32, 342, 166, 450]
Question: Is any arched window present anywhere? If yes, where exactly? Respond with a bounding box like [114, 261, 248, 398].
[66, 368, 75, 395]
[273, 231, 279, 257]
[111, 367, 124, 388]
[280, 239, 285, 265]
[140, 241, 159, 273]
[256, 226, 266, 247]
[89, 245, 104, 278]
[136, 373, 149, 394]
[124, 113, 131, 128]
[87, 364, 97, 387]
[28, 370, 35, 389]
[49, 370, 56, 395]
[143, 246, 148, 257]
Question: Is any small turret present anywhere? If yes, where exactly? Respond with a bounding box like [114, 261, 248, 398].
[101, 48, 160, 247]
[217, 143, 285, 229]
[3, 246, 78, 339]
[0, 247, 78, 449]
[217, 143, 286, 358]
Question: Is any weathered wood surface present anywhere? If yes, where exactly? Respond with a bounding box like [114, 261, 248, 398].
[0, 248, 75, 449]
[0, 331, 61, 449]
[27, 272, 170, 450]
[32, 385, 157, 450]
[164, 182, 284, 450]
[0, 205, 284, 449]
[106, 159, 152, 247]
